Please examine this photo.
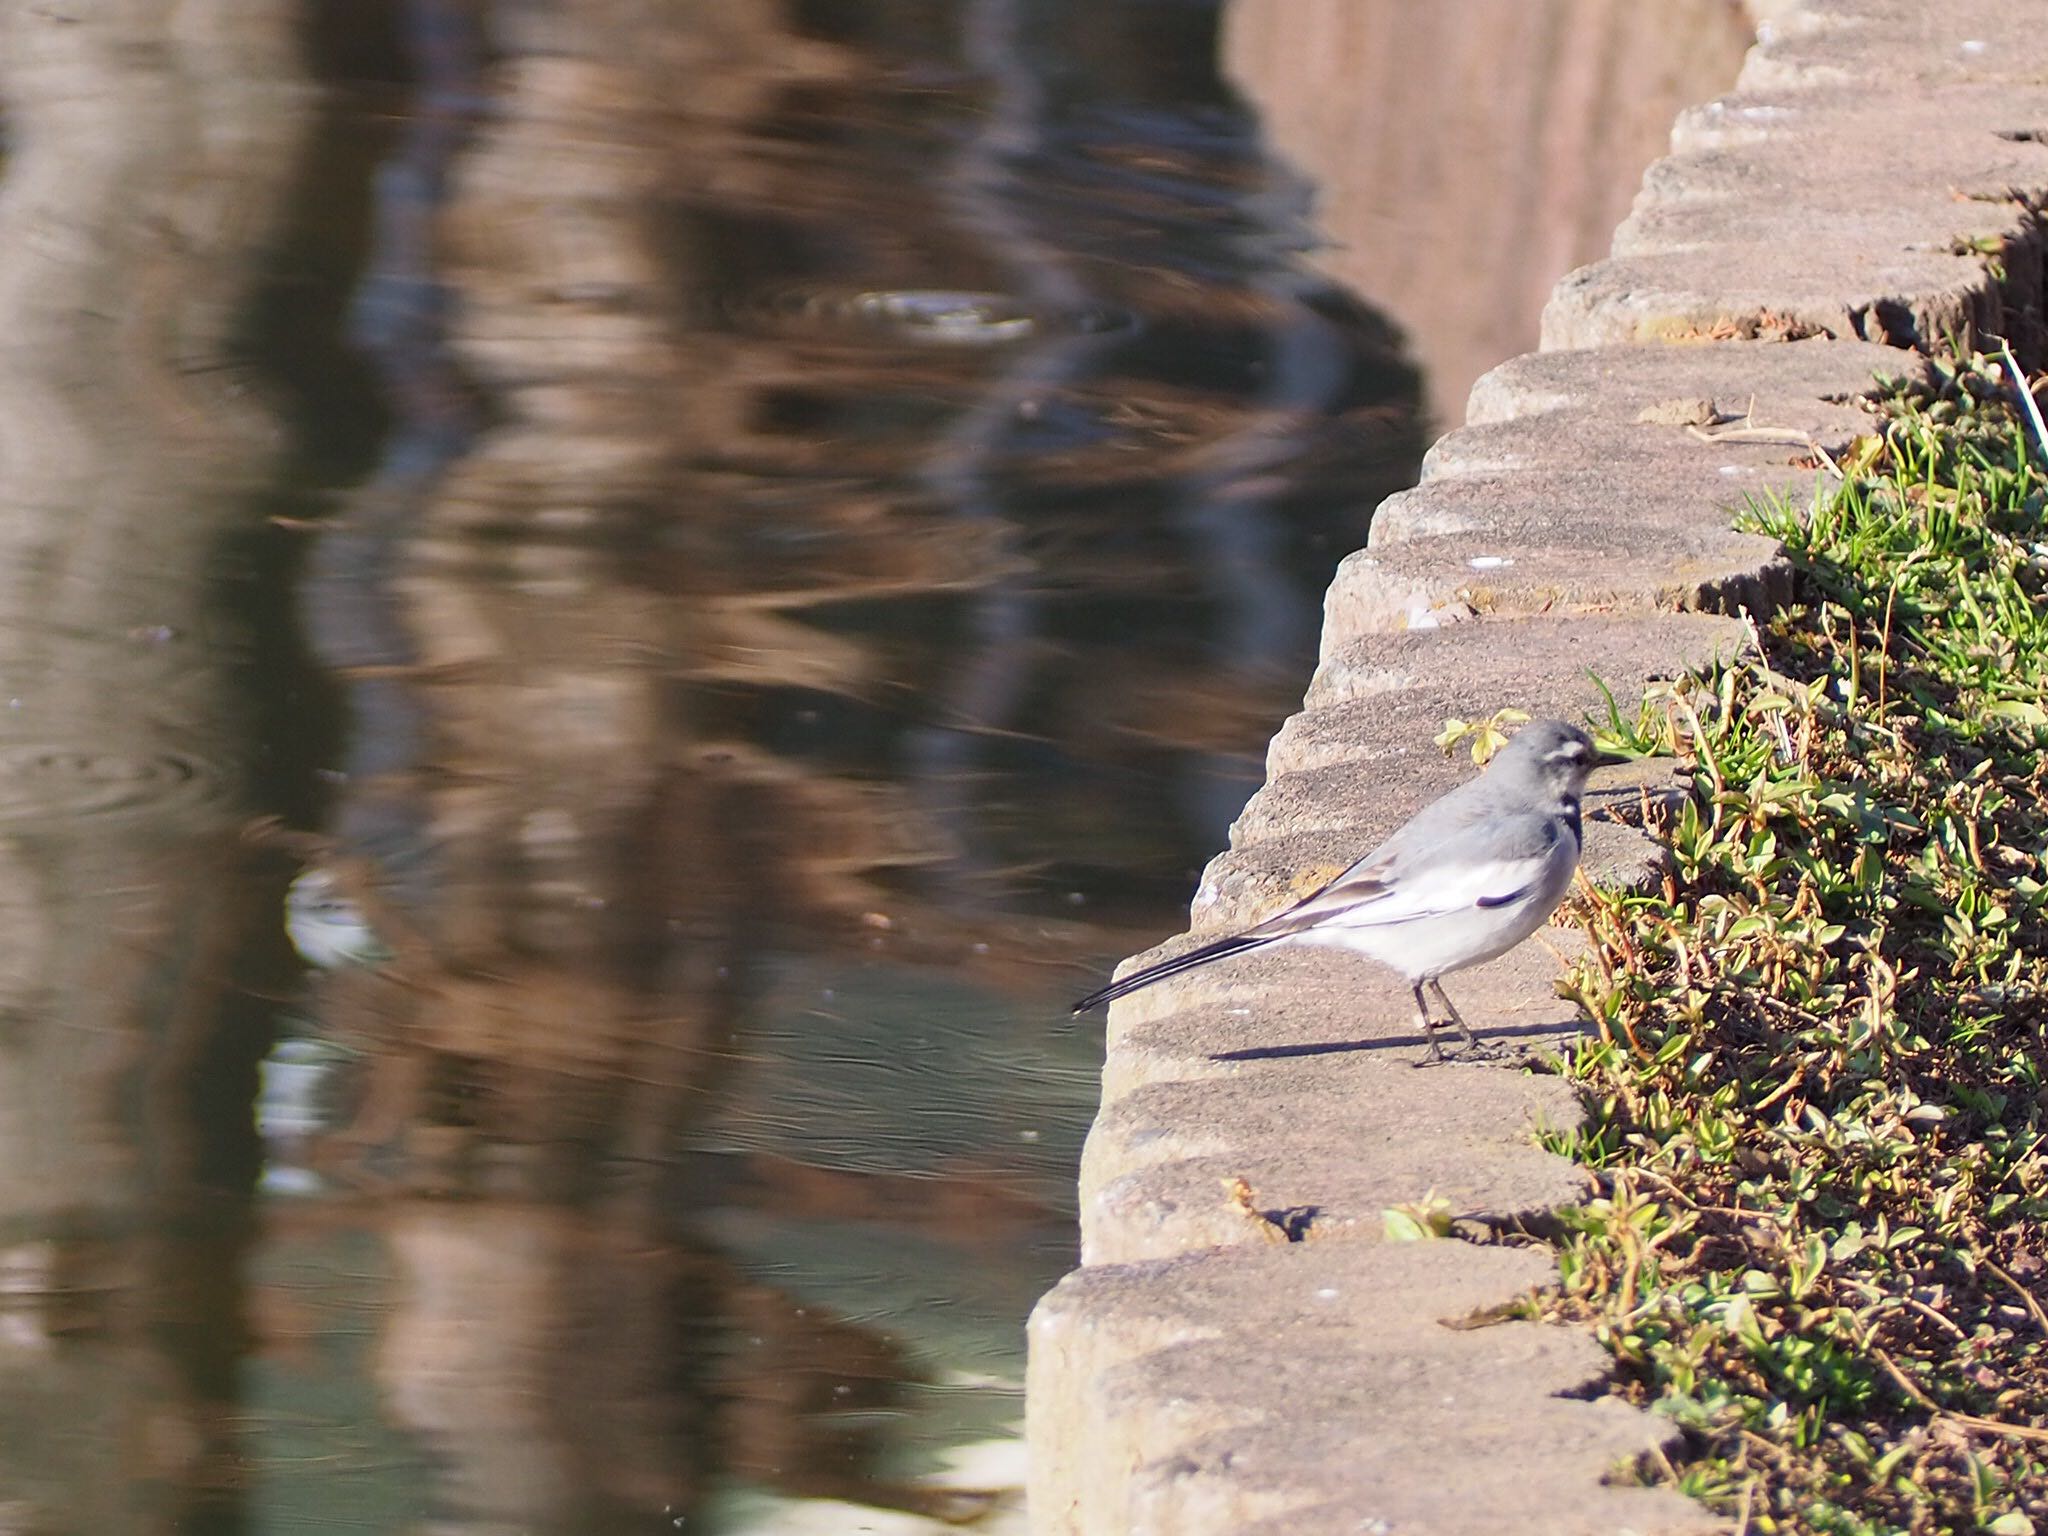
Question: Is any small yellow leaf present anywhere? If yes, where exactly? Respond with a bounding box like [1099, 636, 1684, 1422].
[1383, 1193, 1456, 1240]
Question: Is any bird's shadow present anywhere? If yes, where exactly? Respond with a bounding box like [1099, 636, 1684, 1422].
[1212, 1016, 1584, 1063]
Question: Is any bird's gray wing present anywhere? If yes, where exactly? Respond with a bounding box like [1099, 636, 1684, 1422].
[1249, 809, 1568, 936]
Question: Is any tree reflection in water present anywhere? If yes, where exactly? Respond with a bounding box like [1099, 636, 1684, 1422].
[268, 0, 1420, 1528]
[0, 0, 1417, 1529]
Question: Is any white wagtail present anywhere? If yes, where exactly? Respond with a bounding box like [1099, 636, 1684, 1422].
[1073, 719, 1622, 1060]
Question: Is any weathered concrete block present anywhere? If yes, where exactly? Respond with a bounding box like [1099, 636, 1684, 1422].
[1304, 614, 1750, 723]
[1610, 201, 2040, 316]
[1608, 97, 2048, 356]
[1325, 521, 1792, 637]
[1029, 1242, 1713, 1536]
[1739, 0, 2048, 92]
[1648, 90, 2048, 201]
[1376, 467, 1802, 549]
[1674, 84, 2048, 162]
[1081, 1055, 1588, 1263]
[1541, 239, 2008, 355]
[1097, 937, 1584, 1107]
[1460, 335, 1923, 433]
[1540, 82, 2048, 351]
[1136, 1390, 1717, 1536]
[1325, 340, 1922, 642]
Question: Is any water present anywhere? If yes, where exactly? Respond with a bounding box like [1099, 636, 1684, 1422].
[0, 0, 1744, 1529]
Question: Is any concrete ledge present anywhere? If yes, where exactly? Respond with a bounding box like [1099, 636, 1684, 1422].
[1323, 338, 1931, 637]
[1028, 2, 2048, 1531]
[1544, 77, 2048, 355]
[1030, 1242, 1719, 1535]
[1082, 1053, 1589, 1263]
[1737, 0, 2048, 92]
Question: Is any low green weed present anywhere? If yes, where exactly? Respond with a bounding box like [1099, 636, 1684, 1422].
[1545, 356, 2048, 1533]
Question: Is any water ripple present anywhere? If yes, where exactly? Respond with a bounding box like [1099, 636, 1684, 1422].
[0, 744, 224, 823]
[703, 283, 1139, 345]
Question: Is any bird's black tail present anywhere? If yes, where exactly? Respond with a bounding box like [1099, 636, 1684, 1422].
[1071, 931, 1280, 1014]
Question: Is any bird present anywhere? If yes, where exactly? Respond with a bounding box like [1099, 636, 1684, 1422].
[1071, 719, 1624, 1061]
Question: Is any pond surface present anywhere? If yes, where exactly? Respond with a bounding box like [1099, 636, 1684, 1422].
[0, 0, 1745, 1530]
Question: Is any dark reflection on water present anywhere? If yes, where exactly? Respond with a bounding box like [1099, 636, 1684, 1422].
[0, 0, 1420, 1530]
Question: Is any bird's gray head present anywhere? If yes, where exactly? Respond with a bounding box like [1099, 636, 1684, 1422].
[1485, 720, 1617, 812]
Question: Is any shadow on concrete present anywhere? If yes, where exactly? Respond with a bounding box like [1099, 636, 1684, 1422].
[1210, 1015, 1585, 1062]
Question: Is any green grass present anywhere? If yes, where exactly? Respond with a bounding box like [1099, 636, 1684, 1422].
[1541, 354, 2048, 1534]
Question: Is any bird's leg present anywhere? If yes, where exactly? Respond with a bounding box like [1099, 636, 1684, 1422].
[1429, 978, 1498, 1059]
[1427, 978, 1479, 1050]
[1411, 981, 1447, 1064]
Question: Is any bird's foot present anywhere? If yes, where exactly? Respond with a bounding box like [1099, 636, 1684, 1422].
[1412, 1039, 1507, 1068]
[1448, 1039, 1508, 1064]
